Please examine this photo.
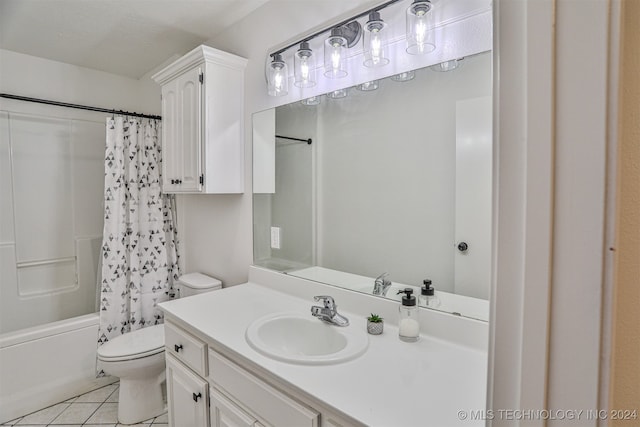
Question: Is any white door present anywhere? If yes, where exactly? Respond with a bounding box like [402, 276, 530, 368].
[166, 355, 209, 427]
[454, 96, 492, 299]
[210, 387, 259, 427]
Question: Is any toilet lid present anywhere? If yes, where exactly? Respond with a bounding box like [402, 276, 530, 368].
[98, 324, 164, 361]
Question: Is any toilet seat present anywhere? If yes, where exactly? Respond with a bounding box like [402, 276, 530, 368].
[98, 324, 164, 362]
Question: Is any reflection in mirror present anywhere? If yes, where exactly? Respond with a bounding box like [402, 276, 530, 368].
[253, 52, 492, 321]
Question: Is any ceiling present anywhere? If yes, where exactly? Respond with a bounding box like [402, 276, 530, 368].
[0, 0, 269, 79]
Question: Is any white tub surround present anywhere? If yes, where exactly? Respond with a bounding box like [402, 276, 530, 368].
[0, 314, 116, 424]
[159, 266, 488, 427]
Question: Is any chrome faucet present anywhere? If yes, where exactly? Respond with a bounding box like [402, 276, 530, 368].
[310, 296, 349, 326]
[373, 272, 392, 296]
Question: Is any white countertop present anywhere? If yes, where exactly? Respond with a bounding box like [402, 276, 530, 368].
[159, 278, 487, 427]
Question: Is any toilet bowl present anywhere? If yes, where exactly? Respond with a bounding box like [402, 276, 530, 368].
[97, 273, 222, 424]
[97, 325, 165, 424]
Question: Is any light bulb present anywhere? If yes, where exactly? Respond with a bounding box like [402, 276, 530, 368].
[430, 58, 464, 72]
[294, 42, 316, 88]
[370, 32, 383, 63]
[267, 54, 288, 97]
[364, 11, 389, 68]
[406, 0, 436, 55]
[301, 96, 321, 106]
[324, 29, 348, 78]
[391, 71, 415, 82]
[357, 80, 379, 91]
[327, 88, 348, 99]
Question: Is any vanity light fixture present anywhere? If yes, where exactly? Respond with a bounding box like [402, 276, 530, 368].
[363, 11, 389, 68]
[357, 80, 380, 91]
[406, 0, 436, 55]
[294, 42, 316, 88]
[430, 57, 464, 72]
[301, 96, 322, 106]
[327, 88, 348, 99]
[266, 0, 419, 97]
[391, 70, 416, 82]
[267, 53, 288, 97]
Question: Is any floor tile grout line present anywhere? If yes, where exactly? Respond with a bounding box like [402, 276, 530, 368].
[81, 398, 108, 426]
[49, 382, 117, 426]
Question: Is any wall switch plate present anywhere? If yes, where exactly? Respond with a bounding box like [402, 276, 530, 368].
[270, 226, 281, 249]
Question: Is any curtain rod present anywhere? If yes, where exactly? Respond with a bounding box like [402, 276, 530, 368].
[0, 93, 162, 120]
[276, 135, 313, 145]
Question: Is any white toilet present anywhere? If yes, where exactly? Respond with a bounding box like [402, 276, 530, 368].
[97, 273, 222, 424]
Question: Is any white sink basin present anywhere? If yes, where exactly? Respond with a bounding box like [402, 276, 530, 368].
[245, 312, 368, 365]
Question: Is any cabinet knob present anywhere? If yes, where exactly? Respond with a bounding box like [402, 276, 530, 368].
[171, 179, 176, 184]
[457, 242, 469, 252]
[192, 392, 202, 402]
[174, 344, 183, 352]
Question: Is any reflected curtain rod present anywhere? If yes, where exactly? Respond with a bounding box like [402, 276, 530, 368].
[276, 135, 312, 145]
[0, 93, 162, 120]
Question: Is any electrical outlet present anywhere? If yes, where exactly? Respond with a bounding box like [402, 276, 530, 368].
[270, 226, 281, 249]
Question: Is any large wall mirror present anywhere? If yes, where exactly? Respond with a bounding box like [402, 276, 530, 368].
[253, 50, 492, 321]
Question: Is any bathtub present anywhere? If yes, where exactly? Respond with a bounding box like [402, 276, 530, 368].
[0, 313, 116, 423]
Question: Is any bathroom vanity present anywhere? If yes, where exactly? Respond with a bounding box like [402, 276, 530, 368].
[159, 267, 487, 427]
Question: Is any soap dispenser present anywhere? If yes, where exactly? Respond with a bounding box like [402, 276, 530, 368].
[419, 279, 441, 308]
[397, 288, 419, 342]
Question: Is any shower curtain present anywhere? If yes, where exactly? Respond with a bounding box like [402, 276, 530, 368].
[97, 117, 179, 347]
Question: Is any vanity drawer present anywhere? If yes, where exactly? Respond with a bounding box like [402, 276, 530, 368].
[208, 350, 318, 427]
[165, 321, 207, 376]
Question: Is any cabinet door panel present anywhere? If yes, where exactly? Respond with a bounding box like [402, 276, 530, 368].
[177, 67, 202, 192]
[161, 80, 179, 191]
[166, 354, 208, 427]
[210, 387, 257, 427]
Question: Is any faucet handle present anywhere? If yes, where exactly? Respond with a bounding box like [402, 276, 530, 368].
[313, 295, 335, 309]
[374, 272, 388, 282]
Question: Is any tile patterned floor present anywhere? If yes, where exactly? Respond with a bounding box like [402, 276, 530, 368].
[1, 383, 168, 427]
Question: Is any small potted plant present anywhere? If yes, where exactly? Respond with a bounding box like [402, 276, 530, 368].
[367, 313, 384, 335]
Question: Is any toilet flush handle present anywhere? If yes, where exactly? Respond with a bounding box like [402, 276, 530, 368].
[174, 344, 183, 352]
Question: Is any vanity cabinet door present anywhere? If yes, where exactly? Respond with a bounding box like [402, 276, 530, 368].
[210, 387, 260, 427]
[166, 354, 209, 427]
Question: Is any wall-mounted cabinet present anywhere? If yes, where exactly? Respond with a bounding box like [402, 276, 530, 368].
[152, 45, 247, 194]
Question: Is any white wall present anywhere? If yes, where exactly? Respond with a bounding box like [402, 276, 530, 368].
[0, 49, 160, 116]
[179, 0, 381, 286]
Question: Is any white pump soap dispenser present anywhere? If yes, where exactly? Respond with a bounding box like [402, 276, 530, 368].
[397, 288, 419, 342]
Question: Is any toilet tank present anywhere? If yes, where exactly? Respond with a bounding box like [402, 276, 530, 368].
[176, 273, 222, 298]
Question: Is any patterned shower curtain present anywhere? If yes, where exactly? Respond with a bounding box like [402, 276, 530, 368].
[97, 117, 179, 347]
